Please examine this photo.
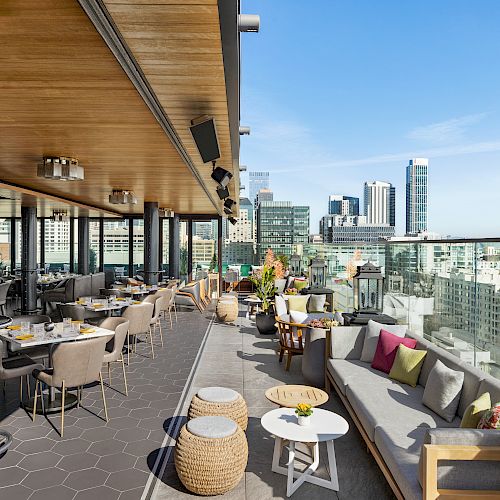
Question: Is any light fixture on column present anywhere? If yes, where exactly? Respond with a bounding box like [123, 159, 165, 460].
[37, 156, 84, 181]
[239, 165, 247, 172]
[224, 198, 235, 215]
[238, 14, 260, 32]
[228, 217, 237, 225]
[216, 185, 230, 200]
[159, 208, 174, 218]
[52, 210, 69, 222]
[109, 190, 137, 205]
[239, 126, 251, 135]
[211, 165, 233, 188]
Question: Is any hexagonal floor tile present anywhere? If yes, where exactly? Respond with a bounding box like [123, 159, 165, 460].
[97, 452, 137, 472]
[106, 468, 149, 491]
[0, 484, 32, 500]
[81, 426, 117, 442]
[21, 466, 69, 490]
[74, 485, 121, 500]
[114, 428, 150, 443]
[64, 467, 109, 490]
[18, 451, 61, 471]
[52, 438, 92, 456]
[0, 466, 29, 487]
[15, 437, 56, 455]
[58, 452, 100, 473]
[87, 439, 125, 457]
[30, 484, 76, 500]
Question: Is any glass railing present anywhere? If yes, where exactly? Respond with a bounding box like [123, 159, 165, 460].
[224, 239, 500, 380]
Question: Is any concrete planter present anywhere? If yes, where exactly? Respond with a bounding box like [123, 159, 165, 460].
[302, 327, 328, 388]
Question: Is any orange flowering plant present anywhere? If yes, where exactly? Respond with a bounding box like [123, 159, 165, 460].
[295, 403, 313, 417]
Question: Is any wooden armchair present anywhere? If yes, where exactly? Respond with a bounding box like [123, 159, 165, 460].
[275, 316, 307, 371]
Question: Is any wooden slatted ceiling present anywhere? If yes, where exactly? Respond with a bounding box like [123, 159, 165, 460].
[0, 0, 226, 216]
[103, 0, 239, 211]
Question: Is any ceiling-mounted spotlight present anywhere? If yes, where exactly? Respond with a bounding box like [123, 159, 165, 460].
[228, 217, 237, 225]
[239, 126, 251, 135]
[216, 185, 229, 200]
[224, 198, 235, 215]
[238, 14, 260, 32]
[37, 156, 84, 181]
[211, 166, 233, 188]
[109, 190, 137, 205]
[52, 210, 69, 222]
[240, 186, 245, 192]
[190, 115, 220, 163]
[239, 165, 247, 172]
[159, 208, 174, 218]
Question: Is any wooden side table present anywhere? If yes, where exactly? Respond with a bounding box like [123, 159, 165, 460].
[265, 385, 328, 408]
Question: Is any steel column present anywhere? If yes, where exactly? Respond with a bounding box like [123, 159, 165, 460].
[187, 219, 193, 281]
[20, 206, 37, 313]
[78, 217, 89, 275]
[69, 218, 75, 273]
[169, 214, 180, 279]
[217, 216, 223, 295]
[144, 202, 159, 285]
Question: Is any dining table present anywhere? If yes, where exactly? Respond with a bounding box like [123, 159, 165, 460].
[0, 323, 114, 413]
[67, 298, 141, 316]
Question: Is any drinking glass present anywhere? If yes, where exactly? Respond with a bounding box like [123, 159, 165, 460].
[63, 318, 72, 330]
[110, 294, 116, 303]
[32, 323, 44, 339]
[21, 321, 30, 334]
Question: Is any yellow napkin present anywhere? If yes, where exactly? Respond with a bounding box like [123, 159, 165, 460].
[7, 325, 21, 331]
[76, 300, 85, 305]
[80, 328, 96, 334]
[132, 300, 141, 304]
[15, 334, 34, 340]
[72, 320, 83, 324]
[116, 297, 125, 301]
[93, 303, 104, 308]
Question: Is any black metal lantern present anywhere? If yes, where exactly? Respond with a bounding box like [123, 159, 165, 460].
[308, 258, 327, 288]
[353, 261, 384, 312]
[290, 253, 302, 276]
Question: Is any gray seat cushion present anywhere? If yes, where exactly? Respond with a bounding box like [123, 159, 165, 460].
[374, 425, 427, 500]
[186, 416, 237, 439]
[197, 386, 239, 403]
[327, 359, 394, 396]
[346, 378, 460, 441]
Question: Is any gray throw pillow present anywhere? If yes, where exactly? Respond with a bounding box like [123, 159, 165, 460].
[308, 294, 326, 313]
[422, 359, 464, 423]
[360, 320, 407, 363]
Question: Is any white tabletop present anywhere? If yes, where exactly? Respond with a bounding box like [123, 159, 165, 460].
[261, 408, 348, 443]
[67, 300, 136, 312]
[0, 325, 114, 348]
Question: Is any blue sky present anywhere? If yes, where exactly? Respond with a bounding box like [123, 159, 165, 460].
[239, 0, 500, 237]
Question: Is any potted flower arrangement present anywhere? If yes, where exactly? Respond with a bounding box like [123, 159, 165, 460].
[284, 287, 298, 295]
[248, 264, 277, 335]
[302, 317, 339, 388]
[295, 403, 313, 426]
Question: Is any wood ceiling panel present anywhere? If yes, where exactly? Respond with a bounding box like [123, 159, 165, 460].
[0, 0, 221, 216]
[104, 0, 239, 213]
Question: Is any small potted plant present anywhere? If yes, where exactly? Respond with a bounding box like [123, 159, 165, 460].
[248, 265, 277, 335]
[284, 287, 298, 295]
[295, 403, 313, 426]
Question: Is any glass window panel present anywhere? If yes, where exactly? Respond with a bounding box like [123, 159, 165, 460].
[192, 220, 217, 280]
[180, 220, 188, 283]
[44, 219, 70, 272]
[89, 220, 100, 273]
[162, 218, 169, 276]
[132, 219, 144, 277]
[103, 219, 129, 277]
[0, 218, 11, 273]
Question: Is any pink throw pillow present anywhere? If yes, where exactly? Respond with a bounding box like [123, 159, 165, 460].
[371, 329, 417, 373]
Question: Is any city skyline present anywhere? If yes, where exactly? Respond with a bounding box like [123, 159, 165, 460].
[239, 0, 500, 237]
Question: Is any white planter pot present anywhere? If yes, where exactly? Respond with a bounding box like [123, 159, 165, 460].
[297, 415, 311, 426]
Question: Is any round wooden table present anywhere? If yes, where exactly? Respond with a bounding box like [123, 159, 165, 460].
[265, 384, 328, 408]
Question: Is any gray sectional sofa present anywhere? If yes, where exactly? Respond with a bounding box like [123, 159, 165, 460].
[325, 324, 500, 500]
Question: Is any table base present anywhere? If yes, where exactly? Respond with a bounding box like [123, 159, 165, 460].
[272, 436, 338, 497]
[22, 392, 78, 414]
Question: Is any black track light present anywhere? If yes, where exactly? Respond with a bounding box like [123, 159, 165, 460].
[224, 198, 235, 215]
[229, 217, 237, 225]
[216, 185, 229, 200]
[211, 166, 233, 188]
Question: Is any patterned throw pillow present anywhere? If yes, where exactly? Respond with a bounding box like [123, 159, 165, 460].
[477, 403, 500, 429]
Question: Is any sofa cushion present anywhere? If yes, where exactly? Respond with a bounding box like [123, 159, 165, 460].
[374, 425, 427, 500]
[346, 377, 460, 441]
[287, 295, 309, 313]
[360, 320, 407, 363]
[418, 428, 500, 490]
[389, 345, 427, 388]
[327, 359, 394, 396]
[460, 392, 491, 428]
[330, 326, 366, 360]
[274, 295, 287, 318]
[422, 359, 464, 423]
[477, 403, 500, 429]
[290, 310, 308, 325]
[409, 331, 485, 417]
[308, 294, 326, 313]
[372, 329, 417, 374]
[477, 378, 500, 407]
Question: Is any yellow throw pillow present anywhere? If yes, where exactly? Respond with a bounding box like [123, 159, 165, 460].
[389, 344, 427, 387]
[287, 295, 309, 313]
[460, 392, 491, 428]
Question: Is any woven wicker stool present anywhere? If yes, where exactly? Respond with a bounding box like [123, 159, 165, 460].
[216, 298, 238, 323]
[188, 386, 248, 431]
[175, 416, 248, 496]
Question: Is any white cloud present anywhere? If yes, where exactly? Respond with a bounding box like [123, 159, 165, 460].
[406, 112, 488, 144]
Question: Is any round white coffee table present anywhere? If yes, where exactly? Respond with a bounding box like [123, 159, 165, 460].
[261, 407, 348, 497]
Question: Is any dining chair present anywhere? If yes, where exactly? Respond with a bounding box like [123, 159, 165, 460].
[143, 294, 167, 346]
[0, 341, 44, 403]
[154, 288, 174, 328]
[121, 303, 154, 363]
[58, 303, 85, 322]
[32, 337, 109, 437]
[168, 284, 178, 322]
[275, 316, 306, 371]
[0, 281, 11, 315]
[99, 317, 130, 396]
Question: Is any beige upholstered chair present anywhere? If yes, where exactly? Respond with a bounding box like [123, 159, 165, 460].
[99, 317, 130, 395]
[143, 295, 164, 348]
[32, 337, 109, 437]
[121, 302, 154, 362]
[153, 288, 175, 329]
[168, 284, 178, 322]
[58, 303, 85, 322]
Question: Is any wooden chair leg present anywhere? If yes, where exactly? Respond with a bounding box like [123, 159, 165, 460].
[173, 302, 178, 321]
[121, 357, 128, 396]
[285, 351, 293, 371]
[279, 348, 284, 363]
[99, 372, 109, 422]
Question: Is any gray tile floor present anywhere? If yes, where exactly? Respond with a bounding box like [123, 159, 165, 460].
[148, 307, 396, 500]
[0, 307, 214, 500]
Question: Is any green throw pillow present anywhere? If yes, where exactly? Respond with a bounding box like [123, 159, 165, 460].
[461, 392, 491, 428]
[389, 344, 427, 387]
[293, 279, 309, 291]
[287, 295, 309, 313]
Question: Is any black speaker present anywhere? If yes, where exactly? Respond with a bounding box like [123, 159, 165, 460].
[190, 116, 220, 163]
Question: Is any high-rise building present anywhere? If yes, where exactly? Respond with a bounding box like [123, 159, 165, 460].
[328, 195, 359, 216]
[256, 201, 309, 259]
[223, 197, 255, 265]
[254, 188, 273, 208]
[363, 181, 395, 226]
[406, 158, 428, 235]
[249, 171, 270, 202]
[320, 214, 395, 243]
